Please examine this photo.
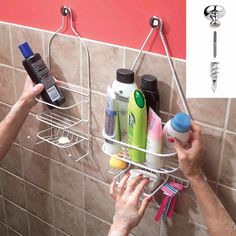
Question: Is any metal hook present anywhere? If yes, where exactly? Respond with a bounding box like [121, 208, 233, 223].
[129, 16, 191, 117]
[48, 5, 83, 69]
[130, 16, 160, 71]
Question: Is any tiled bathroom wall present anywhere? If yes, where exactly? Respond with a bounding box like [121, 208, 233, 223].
[0, 21, 236, 236]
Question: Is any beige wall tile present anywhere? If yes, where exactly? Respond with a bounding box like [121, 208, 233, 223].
[125, 49, 172, 113]
[28, 214, 54, 236]
[85, 40, 124, 93]
[219, 133, 236, 188]
[54, 197, 84, 236]
[84, 176, 114, 223]
[8, 228, 22, 236]
[0, 23, 12, 66]
[55, 229, 68, 236]
[174, 189, 205, 226]
[91, 91, 105, 138]
[0, 170, 25, 208]
[0, 144, 22, 177]
[5, 200, 29, 236]
[25, 183, 53, 224]
[188, 98, 227, 127]
[52, 162, 83, 208]
[0, 65, 15, 105]
[200, 125, 223, 181]
[10, 25, 43, 70]
[160, 213, 209, 236]
[131, 205, 160, 236]
[0, 196, 6, 223]
[171, 60, 186, 114]
[227, 99, 236, 133]
[22, 148, 51, 191]
[0, 222, 7, 236]
[43, 32, 81, 85]
[85, 213, 111, 236]
[83, 137, 113, 184]
[218, 185, 236, 222]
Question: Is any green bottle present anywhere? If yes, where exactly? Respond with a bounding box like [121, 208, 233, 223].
[127, 89, 147, 163]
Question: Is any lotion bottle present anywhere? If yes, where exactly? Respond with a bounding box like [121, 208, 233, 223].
[112, 69, 137, 141]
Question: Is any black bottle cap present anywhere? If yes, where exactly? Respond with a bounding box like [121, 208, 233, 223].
[141, 74, 158, 91]
[116, 69, 134, 84]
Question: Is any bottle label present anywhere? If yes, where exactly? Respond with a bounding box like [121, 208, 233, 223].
[115, 92, 129, 102]
[31, 59, 55, 89]
[46, 85, 61, 102]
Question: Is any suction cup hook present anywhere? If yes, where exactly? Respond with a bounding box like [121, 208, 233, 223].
[204, 5, 225, 27]
[149, 16, 160, 28]
[60, 6, 70, 16]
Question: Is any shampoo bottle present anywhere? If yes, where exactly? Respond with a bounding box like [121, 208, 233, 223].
[141, 74, 160, 115]
[127, 89, 147, 163]
[19, 42, 65, 108]
[112, 69, 137, 142]
[163, 113, 191, 152]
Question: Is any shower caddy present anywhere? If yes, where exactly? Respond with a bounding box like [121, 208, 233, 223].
[35, 6, 91, 162]
[102, 16, 192, 196]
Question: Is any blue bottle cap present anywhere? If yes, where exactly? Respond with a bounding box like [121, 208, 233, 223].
[18, 42, 33, 59]
[171, 112, 191, 133]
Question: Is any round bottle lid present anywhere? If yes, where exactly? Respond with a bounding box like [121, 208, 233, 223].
[116, 69, 134, 84]
[134, 90, 145, 108]
[141, 74, 158, 91]
[171, 113, 191, 133]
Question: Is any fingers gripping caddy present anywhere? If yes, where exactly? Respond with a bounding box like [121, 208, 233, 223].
[204, 5, 225, 93]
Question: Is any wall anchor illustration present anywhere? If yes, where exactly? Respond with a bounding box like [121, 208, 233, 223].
[204, 5, 225, 93]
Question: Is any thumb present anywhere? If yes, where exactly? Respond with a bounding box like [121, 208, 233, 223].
[173, 138, 185, 156]
[29, 83, 44, 98]
[138, 196, 152, 217]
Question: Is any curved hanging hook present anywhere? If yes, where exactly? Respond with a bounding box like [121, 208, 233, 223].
[48, 6, 89, 70]
[130, 16, 192, 118]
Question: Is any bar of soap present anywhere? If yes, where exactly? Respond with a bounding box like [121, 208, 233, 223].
[58, 136, 70, 144]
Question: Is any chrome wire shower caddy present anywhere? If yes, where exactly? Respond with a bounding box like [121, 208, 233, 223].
[35, 6, 91, 162]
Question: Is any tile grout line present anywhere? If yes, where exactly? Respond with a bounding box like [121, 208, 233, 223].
[168, 60, 176, 118]
[0, 20, 186, 63]
[8, 24, 14, 69]
[49, 158, 57, 236]
[0, 220, 23, 236]
[215, 98, 231, 194]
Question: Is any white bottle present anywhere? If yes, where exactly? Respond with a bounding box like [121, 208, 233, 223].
[112, 69, 137, 142]
[163, 113, 191, 153]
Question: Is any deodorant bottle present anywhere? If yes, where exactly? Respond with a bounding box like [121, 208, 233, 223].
[112, 69, 137, 141]
[19, 42, 65, 108]
[163, 113, 191, 152]
[141, 74, 160, 115]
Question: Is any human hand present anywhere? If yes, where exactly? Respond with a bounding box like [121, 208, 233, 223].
[173, 122, 204, 182]
[109, 173, 153, 236]
[17, 76, 44, 110]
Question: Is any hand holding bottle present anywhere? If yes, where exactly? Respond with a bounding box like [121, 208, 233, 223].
[17, 76, 44, 110]
[173, 122, 204, 182]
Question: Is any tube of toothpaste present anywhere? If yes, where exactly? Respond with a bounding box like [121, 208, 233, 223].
[104, 86, 121, 154]
[146, 107, 163, 169]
